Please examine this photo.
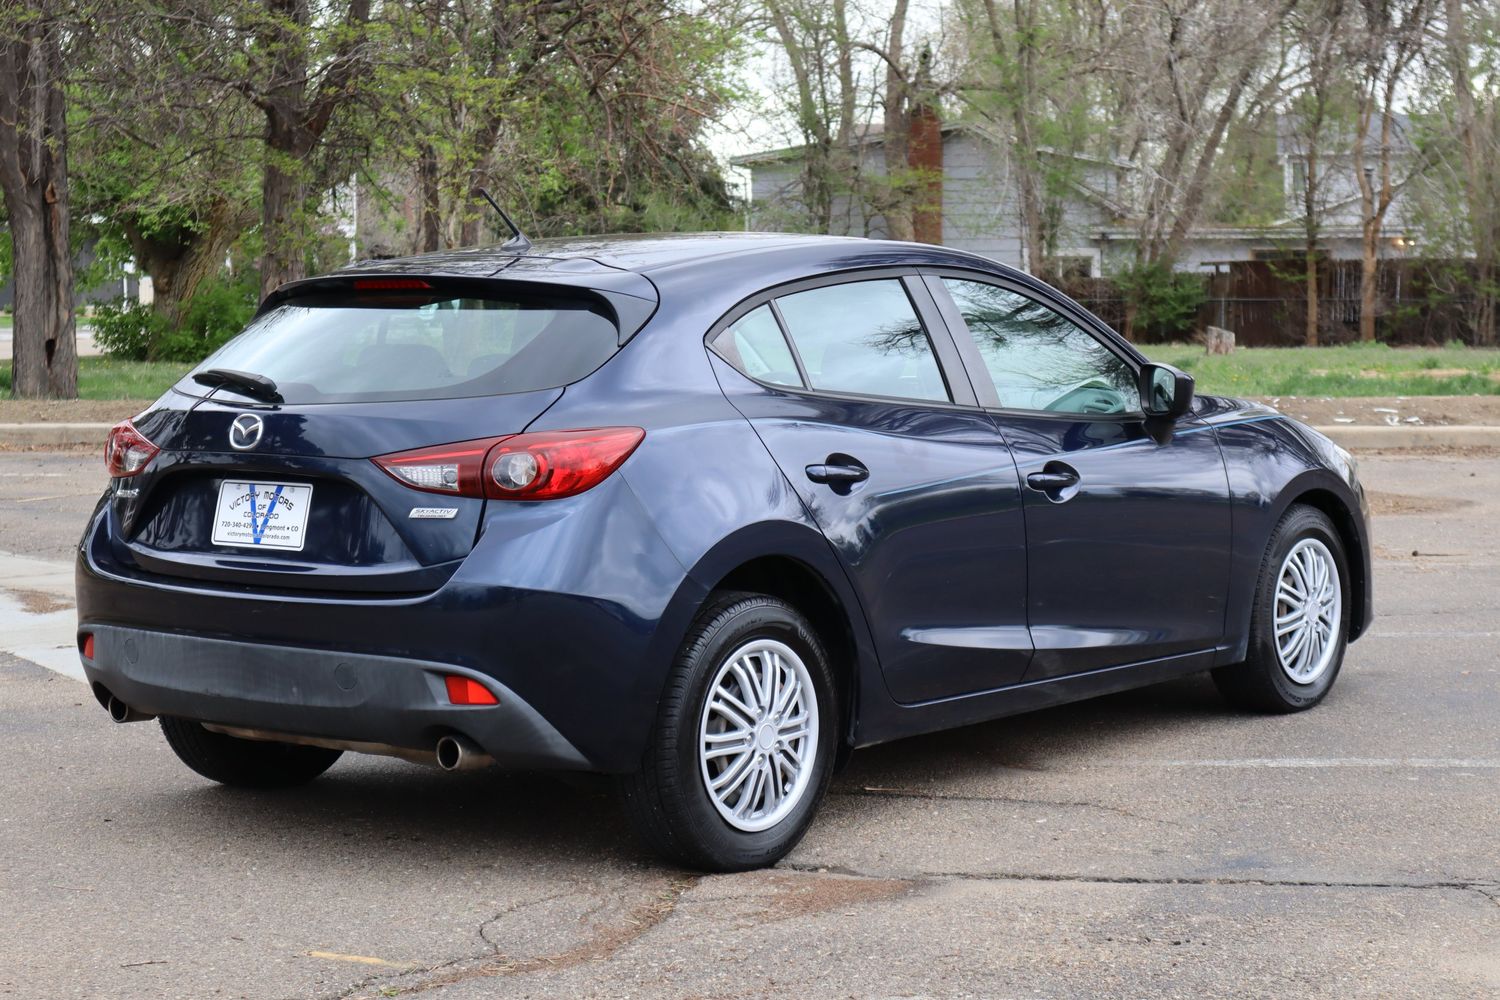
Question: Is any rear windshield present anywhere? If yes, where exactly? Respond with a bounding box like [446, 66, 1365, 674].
[176, 291, 619, 404]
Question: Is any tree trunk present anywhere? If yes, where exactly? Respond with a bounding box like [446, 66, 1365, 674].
[122, 199, 248, 342]
[417, 142, 441, 253]
[0, 11, 77, 399]
[260, 122, 312, 299]
[1359, 218, 1379, 342]
[1304, 249, 1319, 347]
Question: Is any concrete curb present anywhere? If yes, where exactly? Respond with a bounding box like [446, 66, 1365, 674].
[2, 421, 1498, 450]
[0, 423, 114, 447]
[1314, 425, 1500, 450]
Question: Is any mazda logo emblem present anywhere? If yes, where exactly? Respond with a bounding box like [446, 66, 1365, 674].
[229, 413, 265, 451]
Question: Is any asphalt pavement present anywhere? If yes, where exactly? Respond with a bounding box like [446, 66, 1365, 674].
[0, 449, 1496, 999]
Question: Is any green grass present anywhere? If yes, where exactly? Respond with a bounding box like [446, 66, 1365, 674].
[1144, 343, 1500, 397]
[2, 344, 1498, 401]
[0, 357, 187, 399]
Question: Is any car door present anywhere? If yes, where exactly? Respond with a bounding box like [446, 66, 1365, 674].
[925, 273, 1232, 680]
[707, 272, 1032, 704]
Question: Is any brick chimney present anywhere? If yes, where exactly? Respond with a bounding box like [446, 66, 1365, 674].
[908, 102, 943, 245]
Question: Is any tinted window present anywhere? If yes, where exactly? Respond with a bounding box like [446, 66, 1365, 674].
[711, 305, 802, 387]
[774, 280, 948, 402]
[943, 278, 1138, 414]
[177, 291, 618, 404]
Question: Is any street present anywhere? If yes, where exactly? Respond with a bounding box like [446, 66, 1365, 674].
[1, 448, 1496, 999]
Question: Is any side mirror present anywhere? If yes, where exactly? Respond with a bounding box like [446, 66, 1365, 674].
[1139, 363, 1195, 420]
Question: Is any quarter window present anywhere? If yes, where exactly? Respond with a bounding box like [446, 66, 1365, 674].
[774, 280, 948, 402]
[942, 278, 1138, 415]
[711, 305, 803, 388]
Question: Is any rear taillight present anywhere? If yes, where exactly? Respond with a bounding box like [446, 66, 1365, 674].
[104, 420, 159, 478]
[484, 428, 645, 500]
[372, 427, 644, 501]
[372, 436, 508, 496]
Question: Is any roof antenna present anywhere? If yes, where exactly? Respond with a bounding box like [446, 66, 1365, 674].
[474, 188, 532, 252]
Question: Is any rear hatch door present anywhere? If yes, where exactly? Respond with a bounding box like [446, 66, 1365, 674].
[109, 274, 645, 593]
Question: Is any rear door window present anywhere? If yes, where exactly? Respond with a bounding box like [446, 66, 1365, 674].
[772, 279, 949, 402]
[178, 290, 619, 404]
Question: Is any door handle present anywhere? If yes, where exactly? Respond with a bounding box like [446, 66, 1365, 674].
[1025, 469, 1080, 491]
[806, 459, 869, 486]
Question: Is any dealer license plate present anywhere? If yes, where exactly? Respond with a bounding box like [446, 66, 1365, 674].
[211, 480, 314, 552]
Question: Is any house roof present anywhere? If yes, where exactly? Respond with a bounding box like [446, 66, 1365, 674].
[729, 121, 975, 167]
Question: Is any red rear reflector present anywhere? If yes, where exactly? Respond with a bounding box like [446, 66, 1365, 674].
[104, 419, 159, 478]
[82, 634, 95, 660]
[444, 675, 498, 706]
[353, 278, 432, 290]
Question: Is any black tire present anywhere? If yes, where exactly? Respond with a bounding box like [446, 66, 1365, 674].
[1213, 504, 1350, 713]
[619, 592, 839, 872]
[159, 716, 342, 788]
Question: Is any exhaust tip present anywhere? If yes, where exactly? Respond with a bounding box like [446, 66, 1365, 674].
[106, 695, 154, 724]
[435, 735, 491, 772]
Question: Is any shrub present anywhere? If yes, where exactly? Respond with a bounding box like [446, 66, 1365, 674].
[93, 272, 257, 363]
[1111, 261, 1207, 341]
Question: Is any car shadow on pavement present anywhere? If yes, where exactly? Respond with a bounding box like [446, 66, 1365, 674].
[138, 673, 1241, 869]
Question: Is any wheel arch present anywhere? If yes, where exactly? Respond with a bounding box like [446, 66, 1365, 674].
[652, 520, 881, 754]
[1271, 478, 1371, 642]
[708, 554, 862, 748]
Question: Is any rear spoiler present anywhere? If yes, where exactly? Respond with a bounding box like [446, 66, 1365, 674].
[262, 266, 660, 346]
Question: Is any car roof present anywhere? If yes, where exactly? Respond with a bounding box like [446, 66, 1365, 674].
[342, 231, 1023, 282]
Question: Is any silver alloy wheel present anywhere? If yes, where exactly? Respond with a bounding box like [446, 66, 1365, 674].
[1274, 537, 1343, 685]
[698, 638, 819, 833]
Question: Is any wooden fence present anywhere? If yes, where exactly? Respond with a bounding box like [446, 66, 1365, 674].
[1061, 259, 1493, 347]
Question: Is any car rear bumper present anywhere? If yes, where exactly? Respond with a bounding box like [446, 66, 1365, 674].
[75, 474, 706, 773]
[80, 624, 591, 769]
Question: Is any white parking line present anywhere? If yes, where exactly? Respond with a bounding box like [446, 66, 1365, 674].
[1087, 758, 1500, 769]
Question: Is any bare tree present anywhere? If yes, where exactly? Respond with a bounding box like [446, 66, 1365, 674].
[0, 2, 76, 398]
[1284, 0, 1355, 346]
[1439, 0, 1497, 343]
[1349, 0, 1433, 342]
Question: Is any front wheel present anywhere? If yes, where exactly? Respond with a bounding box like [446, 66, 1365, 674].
[619, 593, 838, 872]
[1213, 504, 1350, 712]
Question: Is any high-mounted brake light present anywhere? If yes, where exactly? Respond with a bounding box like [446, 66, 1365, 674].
[353, 277, 432, 291]
[104, 420, 159, 478]
[372, 427, 644, 501]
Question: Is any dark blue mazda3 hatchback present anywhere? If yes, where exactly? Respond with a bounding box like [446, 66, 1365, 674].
[77, 233, 1372, 871]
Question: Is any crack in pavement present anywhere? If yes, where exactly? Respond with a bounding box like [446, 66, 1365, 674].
[779, 860, 1500, 898]
[834, 785, 1179, 826]
[327, 875, 700, 999]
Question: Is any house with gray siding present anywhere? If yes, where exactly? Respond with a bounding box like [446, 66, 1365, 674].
[731, 116, 1422, 277]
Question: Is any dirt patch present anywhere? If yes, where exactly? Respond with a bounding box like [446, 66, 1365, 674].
[0, 400, 151, 424]
[1366, 492, 1472, 517]
[747, 870, 915, 922]
[3, 588, 72, 614]
[1255, 394, 1500, 427]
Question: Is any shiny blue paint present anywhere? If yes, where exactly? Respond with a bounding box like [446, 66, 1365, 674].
[76, 233, 1373, 772]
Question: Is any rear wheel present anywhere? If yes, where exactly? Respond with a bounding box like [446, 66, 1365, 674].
[1213, 505, 1350, 712]
[619, 592, 837, 872]
[159, 717, 342, 788]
